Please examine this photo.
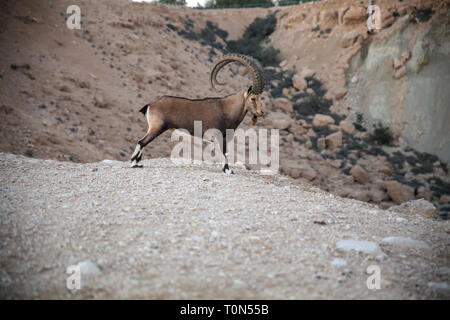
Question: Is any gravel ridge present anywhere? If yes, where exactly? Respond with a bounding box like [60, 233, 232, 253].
[0, 153, 448, 299]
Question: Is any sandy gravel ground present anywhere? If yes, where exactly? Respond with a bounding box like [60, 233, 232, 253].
[0, 153, 448, 299]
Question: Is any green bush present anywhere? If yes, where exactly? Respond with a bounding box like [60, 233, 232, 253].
[369, 122, 393, 145]
[353, 113, 366, 132]
[227, 13, 279, 66]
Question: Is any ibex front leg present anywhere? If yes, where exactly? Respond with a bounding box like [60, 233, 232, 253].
[221, 135, 234, 174]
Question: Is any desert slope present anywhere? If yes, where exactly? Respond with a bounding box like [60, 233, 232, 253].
[0, 0, 449, 215]
[0, 153, 449, 299]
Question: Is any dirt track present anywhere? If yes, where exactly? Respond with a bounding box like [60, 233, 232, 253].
[0, 153, 448, 299]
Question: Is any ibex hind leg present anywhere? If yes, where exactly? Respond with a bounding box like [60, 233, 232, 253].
[130, 105, 162, 168]
[130, 128, 163, 168]
[130, 143, 143, 168]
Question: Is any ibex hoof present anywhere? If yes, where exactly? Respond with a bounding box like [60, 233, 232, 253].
[223, 164, 234, 175]
[130, 160, 143, 168]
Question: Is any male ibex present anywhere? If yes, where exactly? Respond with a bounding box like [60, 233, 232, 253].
[130, 54, 265, 174]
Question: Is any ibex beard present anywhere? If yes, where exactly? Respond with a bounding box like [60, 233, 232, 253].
[130, 54, 268, 174]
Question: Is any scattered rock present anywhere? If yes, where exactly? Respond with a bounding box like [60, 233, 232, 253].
[10, 63, 30, 71]
[381, 237, 429, 249]
[440, 195, 450, 204]
[273, 97, 294, 113]
[300, 68, 315, 79]
[339, 120, 355, 135]
[341, 30, 361, 48]
[292, 74, 307, 91]
[78, 260, 101, 275]
[401, 51, 411, 63]
[0, 105, 14, 115]
[334, 88, 347, 100]
[94, 93, 109, 108]
[317, 137, 326, 149]
[385, 180, 415, 204]
[313, 114, 335, 127]
[342, 7, 366, 25]
[349, 189, 371, 202]
[59, 85, 71, 93]
[427, 282, 450, 291]
[336, 240, 384, 256]
[370, 187, 388, 203]
[325, 131, 342, 149]
[331, 258, 347, 268]
[394, 66, 407, 79]
[389, 199, 436, 218]
[282, 161, 317, 181]
[417, 186, 431, 201]
[350, 165, 369, 183]
[393, 58, 404, 69]
[375, 163, 393, 176]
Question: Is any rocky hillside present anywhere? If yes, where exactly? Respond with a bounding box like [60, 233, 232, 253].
[266, 0, 450, 217]
[0, 153, 448, 299]
[0, 0, 449, 217]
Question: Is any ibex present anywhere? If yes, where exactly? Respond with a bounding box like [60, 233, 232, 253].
[130, 54, 266, 174]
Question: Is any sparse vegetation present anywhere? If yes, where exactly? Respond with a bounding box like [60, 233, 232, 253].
[157, 0, 186, 5]
[293, 95, 333, 117]
[227, 12, 279, 66]
[177, 20, 228, 52]
[353, 113, 366, 132]
[369, 122, 394, 146]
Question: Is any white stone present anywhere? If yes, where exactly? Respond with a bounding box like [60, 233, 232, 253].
[427, 282, 450, 291]
[331, 258, 347, 268]
[381, 237, 429, 249]
[336, 240, 383, 255]
[78, 260, 101, 275]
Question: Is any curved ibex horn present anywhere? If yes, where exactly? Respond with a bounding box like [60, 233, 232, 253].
[210, 54, 265, 94]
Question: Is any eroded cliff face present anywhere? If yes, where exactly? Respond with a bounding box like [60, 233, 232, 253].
[348, 10, 450, 162]
[271, 0, 450, 162]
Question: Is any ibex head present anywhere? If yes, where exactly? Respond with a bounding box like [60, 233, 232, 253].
[210, 54, 266, 119]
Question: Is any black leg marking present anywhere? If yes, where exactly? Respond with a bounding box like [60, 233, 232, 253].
[223, 163, 234, 175]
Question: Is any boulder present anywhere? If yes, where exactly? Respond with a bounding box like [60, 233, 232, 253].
[350, 165, 369, 183]
[385, 180, 415, 204]
[389, 199, 436, 218]
[313, 114, 335, 127]
[263, 112, 292, 130]
[370, 187, 388, 203]
[375, 162, 393, 176]
[300, 68, 315, 79]
[339, 120, 355, 135]
[325, 131, 342, 149]
[440, 194, 450, 204]
[349, 189, 372, 202]
[341, 30, 361, 48]
[281, 161, 317, 181]
[94, 93, 109, 108]
[343, 6, 366, 25]
[334, 88, 348, 100]
[417, 186, 432, 201]
[393, 58, 404, 69]
[394, 66, 407, 79]
[292, 74, 308, 91]
[273, 97, 294, 113]
[381, 237, 430, 249]
[317, 137, 326, 149]
[336, 240, 384, 257]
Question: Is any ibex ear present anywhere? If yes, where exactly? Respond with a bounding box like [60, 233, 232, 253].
[244, 86, 253, 99]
